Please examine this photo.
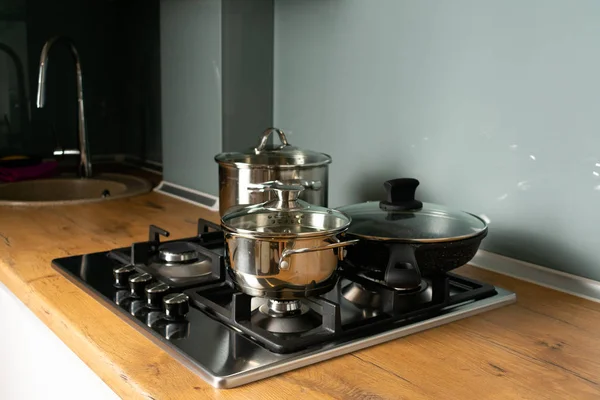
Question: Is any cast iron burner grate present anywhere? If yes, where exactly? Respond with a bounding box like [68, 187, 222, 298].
[188, 268, 497, 354]
[107, 219, 226, 288]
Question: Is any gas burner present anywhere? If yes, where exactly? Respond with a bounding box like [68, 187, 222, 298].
[254, 299, 321, 334]
[259, 299, 306, 317]
[346, 268, 424, 292]
[109, 220, 226, 288]
[393, 279, 428, 293]
[148, 252, 212, 282]
[341, 283, 382, 309]
[158, 242, 200, 263]
[341, 279, 429, 313]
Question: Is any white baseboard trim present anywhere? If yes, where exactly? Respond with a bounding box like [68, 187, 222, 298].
[154, 181, 219, 212]
[471, 250, 600, 303]
[92, 154, 163, 175]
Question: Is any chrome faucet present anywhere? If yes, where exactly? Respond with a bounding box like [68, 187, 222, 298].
[36, 36, 92, 178]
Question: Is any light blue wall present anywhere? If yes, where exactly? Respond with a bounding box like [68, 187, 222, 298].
[159, 0, 274, 195]
[222, 0, 274, 153]
[160, 0, 222, 194]
[274, 0, 600, 281]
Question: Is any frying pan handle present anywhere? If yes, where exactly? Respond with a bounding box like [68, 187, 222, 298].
[384, 244, 422, 289]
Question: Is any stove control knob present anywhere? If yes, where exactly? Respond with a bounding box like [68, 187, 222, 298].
[145, 282, 171, 309]
[128, 273, 154, 298]
[113, 264, 136, 288]
[163, 293, 189, 320]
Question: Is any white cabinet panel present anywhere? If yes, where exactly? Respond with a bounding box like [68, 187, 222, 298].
[0, 282, 118, 400]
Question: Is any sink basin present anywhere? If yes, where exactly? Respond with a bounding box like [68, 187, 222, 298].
[0, 173, 153, 206]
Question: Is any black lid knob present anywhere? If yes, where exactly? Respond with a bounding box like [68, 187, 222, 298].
[145, 282, 172, 309]
[379, 178, 424, 211]
[113, 264, 136, 288]
[128, 272, 154, 298]
[163, 293, 190, 320]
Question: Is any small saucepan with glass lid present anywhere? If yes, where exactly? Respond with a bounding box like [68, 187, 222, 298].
[221, 181, 358, 299]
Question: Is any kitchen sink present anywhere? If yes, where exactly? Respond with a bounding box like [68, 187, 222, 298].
[0, 173, 152, 206]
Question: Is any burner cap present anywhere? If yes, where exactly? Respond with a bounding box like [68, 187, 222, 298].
[260, 299, 305, 317]
[254, 300, 321, 334]
[158, 242, 199, 263]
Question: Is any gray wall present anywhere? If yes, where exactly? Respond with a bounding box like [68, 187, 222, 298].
[274, 0, 600, 281]
[160, 0, 222, 194]
[222, 0, 274, 152]
[160, 0, 274, 193]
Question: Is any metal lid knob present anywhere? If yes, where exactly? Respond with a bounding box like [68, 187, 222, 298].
[145, 282, 171, 309]
[128, 272, 154, 298]
[163, 293, 190, 320]
[113, 264, 136, 288]
[247, 181, 305, 210]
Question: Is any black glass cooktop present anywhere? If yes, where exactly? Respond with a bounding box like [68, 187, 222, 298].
[52, 219, 516, 388]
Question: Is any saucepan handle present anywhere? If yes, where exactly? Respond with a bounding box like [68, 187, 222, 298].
[247, 181, 304, 194]
[285, 179, 322, 191]
[255, 127, 289, 152]
[278, 239, 360, 270]
[247, 180, 321, 193]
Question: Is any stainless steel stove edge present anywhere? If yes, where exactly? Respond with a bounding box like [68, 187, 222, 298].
[51, 259, 515, 390]
[214, 288, 516, 388]
[50, 261, 226, 386]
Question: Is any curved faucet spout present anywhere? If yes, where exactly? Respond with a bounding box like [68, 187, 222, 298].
[36, 36, 91, 178]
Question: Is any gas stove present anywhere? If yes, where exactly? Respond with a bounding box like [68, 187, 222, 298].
[52, 219, 515, 389]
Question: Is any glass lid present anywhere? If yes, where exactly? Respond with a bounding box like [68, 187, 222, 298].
[337, 178, 487, 243]
[221, 181, 351, 238]
[214, 127, 332, 168]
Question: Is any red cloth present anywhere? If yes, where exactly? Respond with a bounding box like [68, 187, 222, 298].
[0, 161, 59, 182]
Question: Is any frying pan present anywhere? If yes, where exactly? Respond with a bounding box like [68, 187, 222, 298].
[337, 178, 488, 289]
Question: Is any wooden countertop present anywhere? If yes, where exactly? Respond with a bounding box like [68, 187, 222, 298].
[1, 192, 599, 399]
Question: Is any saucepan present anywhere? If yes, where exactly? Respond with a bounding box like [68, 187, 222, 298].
[221, 181, 358, 299]
[337, 178, 488, 289]
[214, 128, 332, 216]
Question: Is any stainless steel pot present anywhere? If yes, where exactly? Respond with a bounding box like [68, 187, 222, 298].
[221, 181, 358, 299]
[214, 127, 331, 216]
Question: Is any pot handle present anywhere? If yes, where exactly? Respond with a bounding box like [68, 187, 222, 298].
[255, 127, 290, 152]
[384, 244, 422, 289]
[292, 179, 322, 191]
[248, 179, 322, 192]
[278, 239, 360, 270]
[247, 180, 305, 193]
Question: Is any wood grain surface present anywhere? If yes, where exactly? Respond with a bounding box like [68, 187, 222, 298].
[0, 191, 599, 399]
